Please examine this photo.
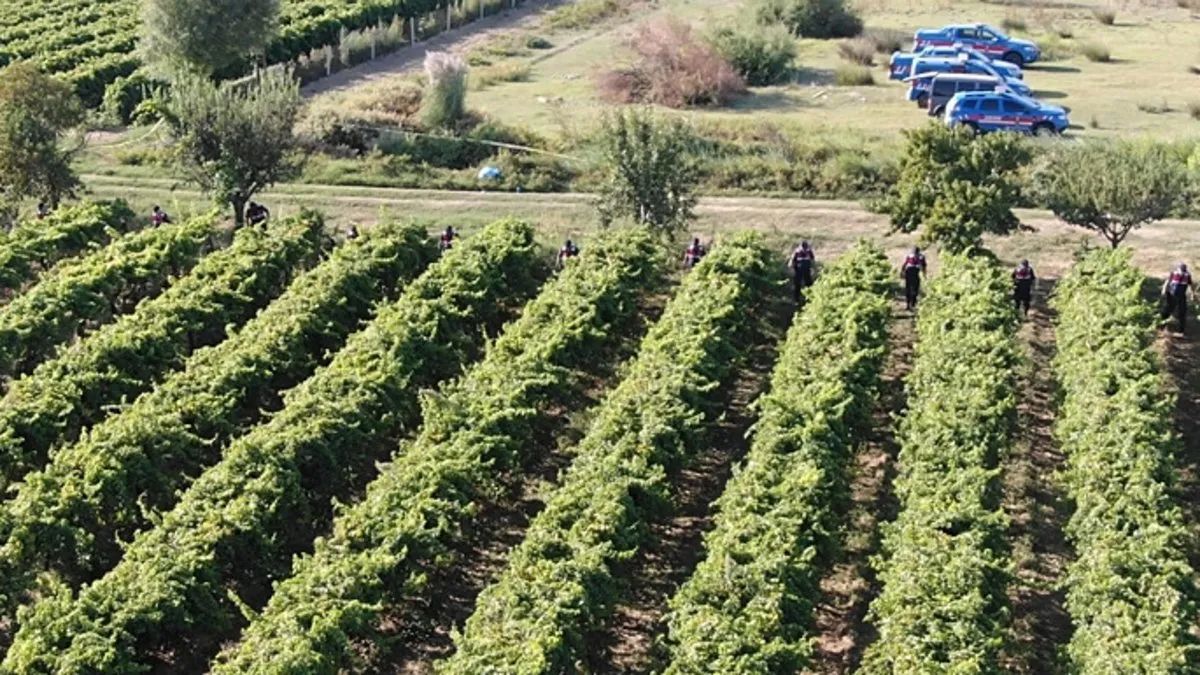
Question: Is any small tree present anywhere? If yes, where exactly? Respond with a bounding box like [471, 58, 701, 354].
[884, 122, 1030, 254]
[158, 70, 303, 226]
[141, 0, 280, 78]
[0, 63, 86, 223]
[707, 24, 796, 86]
[754, 0, 862, 39]
[1032, 140, 1189, 248]
[595, 109, 699, 237]
[421, 52, 469, 130]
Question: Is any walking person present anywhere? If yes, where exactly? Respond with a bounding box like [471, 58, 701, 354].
[901, 247, 927, 312]
[1012, 259, 1036, 317]
[683, 237, 707, 270]
[1161, 262, 1194, 335]
[790, 241, 816, 304]
[557, 239, 580, 269]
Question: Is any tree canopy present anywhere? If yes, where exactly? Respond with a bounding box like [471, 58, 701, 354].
[140, 0, 280, 78]
[0, 63, 86, 224]
[158, 70, 303, 226]
[883, 122, 1031, 254]
[595, 108, 699, 238]
[1032, 140, 1189, 248]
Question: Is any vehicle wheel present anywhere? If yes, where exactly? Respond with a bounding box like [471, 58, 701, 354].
[915, 94, 928, 108]
[1033, 123, 1058, 137]
[963, 122, 981, 135]
[931, 106, 945, 117]
[1002, 51, 1025, 67]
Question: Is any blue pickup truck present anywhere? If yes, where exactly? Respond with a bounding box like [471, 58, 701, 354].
[889, 44, 1023, 81]
[945, 90, 1069, 135]
[913, 23, 1041, 66]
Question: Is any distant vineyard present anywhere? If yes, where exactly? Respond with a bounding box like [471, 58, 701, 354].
[0, 0, 448, 106]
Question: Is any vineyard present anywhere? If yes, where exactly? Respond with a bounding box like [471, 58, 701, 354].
[0, 0, 469, 106]
[0, 201, 1197, 674]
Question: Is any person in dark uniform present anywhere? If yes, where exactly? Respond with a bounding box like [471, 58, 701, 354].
[346, 224, 359, 240]
[1162, 262, 1194, 334]
[683, 237, 707, 269]
[901, 247, 927, 311]
[790, 241, 816, 303]
[151, 205, 171, 226]
[246, 202, 270, 228]
[439, 226, 456, 254]
[557, 239, 580, 269]
[1012, 259, 1036, 317]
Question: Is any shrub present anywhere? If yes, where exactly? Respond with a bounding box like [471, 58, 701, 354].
[1038, 34, 1076, 61]
[863, 27, 906, 53]
[100, 73, 162, 126]
[595, 108, 699, 234]
[707, 24, 796, 86]
[1137, 100, 1170, 114]
[525, 36, 553, 49]
[546, 0, 626, 30]
[421, 52, 469, 129]
[1054, 24, 1075, 39]
[834, 64, 875, 86]
[597, 19, 746, 108]
[471, 62, 532, 90]
[1080, 41, 1111, 62]
[837, 38, 876, 65]
[1001, 14, 1027, 33]
[1092, 7, 1116, 24]
[1190, 64, 1200, 75]
[754, 0, 863, 39]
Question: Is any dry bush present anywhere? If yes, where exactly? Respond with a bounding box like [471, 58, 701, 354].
[1001, 14, 1027, 32]
[834, 64, 875, 86]
[863, 27, 906, 53]
[472, 62, 532, 90]
[1080, 41, 1112, 62]
[1189, 101, 1200, 120]
[1092, 7, 1116, 24]
[597, 19, 746, 108]
[838, 38, 876, 65]
[422, 51, 469, 128]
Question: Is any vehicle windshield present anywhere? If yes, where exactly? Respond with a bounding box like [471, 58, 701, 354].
[981, 24, 1009, 40]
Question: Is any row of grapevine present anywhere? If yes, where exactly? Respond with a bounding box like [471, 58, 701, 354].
[860, 254, 1018, 673]
[1052, 249, 1197, 672]
[211, 227, 663, 673]
[0, 219, 545, 674]
[0, 201, 133, 299]
[0, 214, 326, 491]
[0, 215, 216, 381]
[0, 221, 433, 618]
[0, 0, 525, 106]
[439, 234, 779, 673]
[661, 241, 895, 674]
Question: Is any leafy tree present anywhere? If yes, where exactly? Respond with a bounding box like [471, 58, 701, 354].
[884, 122, 1030, 254]
[1032, 140, 1189, 248]
[753, 0, 862, 39]
[0, 63, 86, 224]
[140, 0, 279, 78]
[157, 70, 303, 226]
[595, 109, 699, 237]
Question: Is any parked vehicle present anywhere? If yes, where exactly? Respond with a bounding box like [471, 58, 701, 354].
[889, 43, 1023, 81]
[914, 23, 1041, 66]
[944, 90, 1069, 135]
[905, 56, 1031, 106]
[924, 73, 1005, 116]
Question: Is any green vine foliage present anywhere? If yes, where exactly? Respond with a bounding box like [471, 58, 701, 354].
[860, 254, 1018, 674]
[0, 218, 544, 675]
[0, 201, 133, 297]
[438, 234, 779, 674]
[211, 227, 664, 674]
[0, 214, 218, 381]
[662, 240, 894, 674]
[1052, 249, 1198, 673]
[0, 220, 434, 617]
[0, 213, 326, 491]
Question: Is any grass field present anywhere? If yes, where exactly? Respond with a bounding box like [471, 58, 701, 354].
[461, 0, 1200, 139]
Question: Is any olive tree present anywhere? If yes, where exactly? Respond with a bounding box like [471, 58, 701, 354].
[140, 0, 279, 78]
[1032, 140, 1189, 248]
[595, 108, 699, 238]
[157, 70, 303, 226]
[0, 63, 85, 225]
[883, 122, 1030, 254]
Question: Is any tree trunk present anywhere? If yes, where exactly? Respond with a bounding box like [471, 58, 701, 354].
[232, 197, 247, 230]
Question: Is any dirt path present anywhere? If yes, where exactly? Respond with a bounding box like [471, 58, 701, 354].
[302, 0, 566, 99]
[1000, 282, 1073, 675]
[806, 302, 912, 675]
[585, 299, 791, 673]
[1158, 324, 1200, 574]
